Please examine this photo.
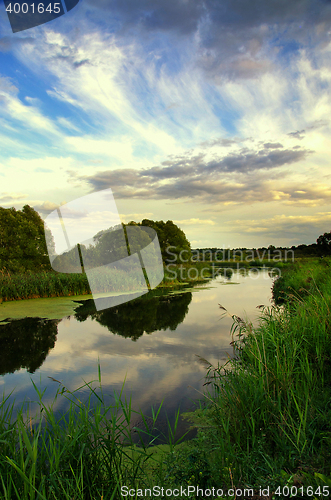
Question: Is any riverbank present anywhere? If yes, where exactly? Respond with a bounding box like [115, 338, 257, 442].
[0, 259, 292, 303]
[0, 264, 213, 303]
[167, 257, 331, 496]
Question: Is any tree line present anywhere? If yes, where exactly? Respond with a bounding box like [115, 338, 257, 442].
[1, 204, 331, 275]
[0, 206, 192, 274]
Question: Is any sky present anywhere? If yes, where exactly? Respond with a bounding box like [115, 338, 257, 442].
[0, 0, 331, 249]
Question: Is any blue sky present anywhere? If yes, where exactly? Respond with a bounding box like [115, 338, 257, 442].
[1, 0, 331, 248]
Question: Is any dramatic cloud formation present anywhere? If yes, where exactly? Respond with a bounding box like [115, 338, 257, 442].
[0, 0, 331, 246]
[71, 145, 314, 205]
[227, 212, 331, 243]
[85, 0, 331, 83]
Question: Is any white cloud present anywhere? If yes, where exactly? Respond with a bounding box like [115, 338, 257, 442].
[0, 192, 28, 204]
[1, 92, 60, 137]
[174, 218, 216, 225]
[226, 212, 331, 239]
[66, 136, 134, 163]
[119, 212, 154, 222]
[0, 156, 86, 206]
[57, 117, 81, 132]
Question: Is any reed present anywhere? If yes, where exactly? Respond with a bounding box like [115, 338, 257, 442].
[0, 369, 180, 500]
[272, 257, 331, 304]
[168, 258, 331, 494]
[0, 271, 91, 302]
[0, 263, 213, 302]
[0, 269, 155, 302]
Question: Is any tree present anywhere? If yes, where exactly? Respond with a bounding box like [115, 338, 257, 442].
[128, 219, 191, 263]
[0, 205, 51, 273]
[316, 231, 331, 256]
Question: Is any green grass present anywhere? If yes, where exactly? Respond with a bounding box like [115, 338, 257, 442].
[246, 258, 294, 268]
[0, 263, 214, 302]
[272, 257, 331, 304]
[0, 271, 91, 302]
[0, 368, 187, 500]
[0, 257, 295, 303]
[164, 258, 331, 497]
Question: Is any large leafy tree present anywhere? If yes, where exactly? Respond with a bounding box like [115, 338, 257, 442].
[316, 231, 331, 256]
[127, 219, 191, 263]
[0, 205, 51, 273]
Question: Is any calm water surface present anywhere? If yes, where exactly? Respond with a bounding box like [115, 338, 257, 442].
[0, 269, 275, 437]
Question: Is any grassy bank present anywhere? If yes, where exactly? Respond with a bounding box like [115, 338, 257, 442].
[163, 257, 331, 497]
[272, 256, 331, 304]
[0, 258, 296, 303]
[0, 263, 214, 303]
[0, 270, 91, 302]
[0, 373, 183, 500]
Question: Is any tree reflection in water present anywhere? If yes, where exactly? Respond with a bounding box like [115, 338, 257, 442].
[0, 318, 59, 375]
[0, 291, 192, 376]
[74, 291, 192, 341]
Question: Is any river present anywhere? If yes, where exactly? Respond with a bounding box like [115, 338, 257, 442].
[0, 267, 275, 440]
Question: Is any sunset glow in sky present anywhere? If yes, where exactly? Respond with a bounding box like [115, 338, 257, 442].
[1, 0, 331, 248]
